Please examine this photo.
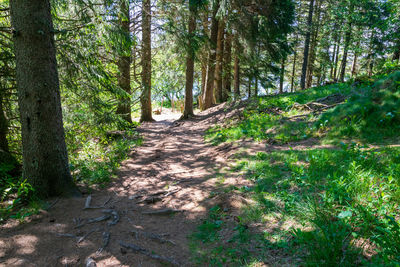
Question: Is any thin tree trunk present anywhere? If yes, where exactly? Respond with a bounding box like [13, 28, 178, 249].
[233, 42, 240, 99]
[222, 32, 232, 101]
[182, 7, 196, 119]
[202, 2, 219, 110]
[351, 49, 358, 77]
[333, 35, 341, 81]
[330, 42, 336, 80]
[291, 46, 297, 92]
[0, 90, 9, 152]
[300, 0, 315, 90]
[339, 3, 354, 82]
[306, 0, 321, 89]
[248, 77, 252, 98]
[140, 0, 154, 122]
[10, 0, 79, 197]
[214, 20, 224, 103]
[116, 0, 132, 123]
[280, 57, 285, 94]
[255, 76, 258, 97]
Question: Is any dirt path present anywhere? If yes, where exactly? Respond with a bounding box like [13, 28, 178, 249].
[0, 105, 247, 267]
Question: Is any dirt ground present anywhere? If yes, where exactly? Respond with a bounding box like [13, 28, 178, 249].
[0, 103, 253, 267]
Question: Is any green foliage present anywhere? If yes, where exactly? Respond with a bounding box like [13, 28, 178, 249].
[69, 129, 142, 187]
[0, 162, 36, 223]
[318, 71, 400, 142]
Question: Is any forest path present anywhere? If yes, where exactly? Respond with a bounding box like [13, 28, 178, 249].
[0, 104, 249, 266]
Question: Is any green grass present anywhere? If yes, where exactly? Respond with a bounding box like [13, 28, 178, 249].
[196, 72, 400, 266]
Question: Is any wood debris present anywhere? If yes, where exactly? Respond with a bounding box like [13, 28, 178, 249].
[141, 208, 183, 215]
[119, 241, 179, 266]
[131, 229, 176, 245]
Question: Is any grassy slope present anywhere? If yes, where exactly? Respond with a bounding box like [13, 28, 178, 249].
[191, 71, 400, 266]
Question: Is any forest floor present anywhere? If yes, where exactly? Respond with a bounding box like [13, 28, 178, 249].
[0, 103, 259, 267]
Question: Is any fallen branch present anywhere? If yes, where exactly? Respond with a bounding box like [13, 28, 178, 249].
[83, 195, 107, 210]
[86, 257, 97, 267]
[141, 209, 183, 215]
[119, 241, 179, 266]
[97, 231, 110, 253]
[77, 227, 102, 244]
[131, 229, 176, 245]
[102, 209, 119, 226]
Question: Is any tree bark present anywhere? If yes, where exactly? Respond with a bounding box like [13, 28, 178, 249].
[300, 0, 315, 90]
[214, 20, 225, 103]
[202, 2, 219, 110]
[140, 0, 154, 122]
[10, 0, 79, 197]
[222, 32, 232, 102]
[116, 0, 132, 123]
[333, 35, 341, 81]
[182, 7, 196, 119]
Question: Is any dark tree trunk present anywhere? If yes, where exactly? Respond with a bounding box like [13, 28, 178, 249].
[339, 3, 354, 82]
[140, 0, 154, 122]
[280, 57, 285, 94]
[291, 45, 297, 92]
[248, 77, 252, 98]
[333, 35, 341, 81]
[182, 7, 196, 119]
[234, 54, 240, 98]
[116, 0, 132, 123]
[10, 0, 79, 197]
[255, 76, 258, 97]
[202, 2, 219, 110]
[222, 32, 232, 102]
[306, 0, 322, 89]
[0, 91, 9, 152]
[214, 20, 225, 103]
[300, 0, 315, 90]
[392, 45, 400, 62]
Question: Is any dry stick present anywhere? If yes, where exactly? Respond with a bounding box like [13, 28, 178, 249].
[77, 227, 102, 244]
[102, 196, 112, 206]
[97, 231, 110, 254]
[102, 209, 119, 226]
[75, 214, 112, 228]
[86, 257, 97, 267]
[84, 195, 92, 209]
[141, 209, 183, 215]
[131, 229, 176, 245]
[55, 233, 77, 238]
[119, 241, 179, 266]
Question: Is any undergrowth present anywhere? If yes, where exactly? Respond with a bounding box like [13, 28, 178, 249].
[1, 124, 142, 223]
[196, 71, 400, 266]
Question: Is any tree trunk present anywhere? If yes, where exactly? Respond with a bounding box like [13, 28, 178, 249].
[202, 2, 219, 110]
[233, 51, 240, 98]
[10, 0, 79, 197]
[291, 46, 297, 92]
[248, 77, 252, 98]
[306, 0, 322, 89]
[333, 35, 341, 81]
[214, 20, 224, 103]
[0, 90, 9, 152]
[280, 57, 285, 94]
[116, 0, 132, 123]
[300, 0, 315, 90]
[255, 76, 258, 97]
[222, 32, 232, 102]
[392, 45, 400, 62]
[182, 7, 196, 119]
[339, 3, 354, 82]
[140, 0, 154, 122]
[351, 47, 359, 77]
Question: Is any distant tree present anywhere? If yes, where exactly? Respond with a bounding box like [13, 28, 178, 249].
[140, 0, 154, 122]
